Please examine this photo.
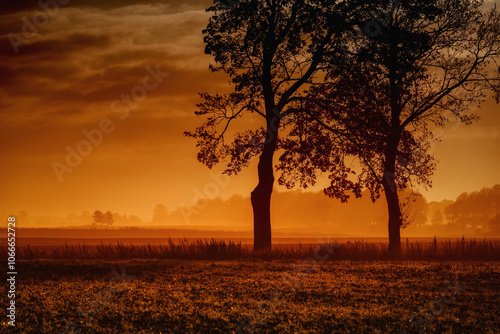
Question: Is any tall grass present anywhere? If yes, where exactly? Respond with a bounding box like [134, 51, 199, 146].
[4, 237, 500, 261]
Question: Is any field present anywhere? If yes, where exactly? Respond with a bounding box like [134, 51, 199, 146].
[1, 259, 499, 333]
[2, 239, 500, 333]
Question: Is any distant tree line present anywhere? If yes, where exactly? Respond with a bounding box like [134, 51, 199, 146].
[8, 184, 500, 236]
[445, 185, 500, 233]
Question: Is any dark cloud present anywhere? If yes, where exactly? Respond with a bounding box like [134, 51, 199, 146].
[0, 0, 212, 15]
[0, 33, 114, 61]
[17, 32, 113, 57]
[0, 2, 221, 109]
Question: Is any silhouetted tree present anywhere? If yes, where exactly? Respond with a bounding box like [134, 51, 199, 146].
[185, 0, 357, 250]
[278, 0, 500, 255]
[93, 210, 113, 226]
[152, 204, 169, 224]
[103, 211, 113, 226]
[92, 210, 103, 225]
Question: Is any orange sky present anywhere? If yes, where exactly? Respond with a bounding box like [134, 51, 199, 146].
[1, 0, 499, 221]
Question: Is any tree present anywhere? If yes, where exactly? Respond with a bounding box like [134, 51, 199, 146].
[152, 204, 169, 224]
[445, 184, 500, 231]
[431, 211, 444, 226]
[185, 0, 356, 250]
[277, 0, 500, 255]
[93, 210, 113, 226]
[92, 210, 103, 226]
[103, 211, 113, 226]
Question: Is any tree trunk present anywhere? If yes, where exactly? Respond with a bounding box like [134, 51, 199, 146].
[385, 29, 402, 256]
[383, 176, 402, 256]
[251, 117, 280, 251]
[383, 131, 402, 256]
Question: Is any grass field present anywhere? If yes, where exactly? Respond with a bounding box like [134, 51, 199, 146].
[4, 237, 500, 261]
[2, 239, 500, 333]
[1, 258, 499, 333]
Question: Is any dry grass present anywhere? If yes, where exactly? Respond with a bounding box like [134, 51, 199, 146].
[4, 237, 500, 261]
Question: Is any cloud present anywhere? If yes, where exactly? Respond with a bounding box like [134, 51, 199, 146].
[446, 129, 499, 140]
[0, 2, 220, 127]
[0, 0, 212, 15]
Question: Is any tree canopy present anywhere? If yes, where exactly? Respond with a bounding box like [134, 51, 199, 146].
[277, 0, 500, 254]
[185, 0, 359, 250]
